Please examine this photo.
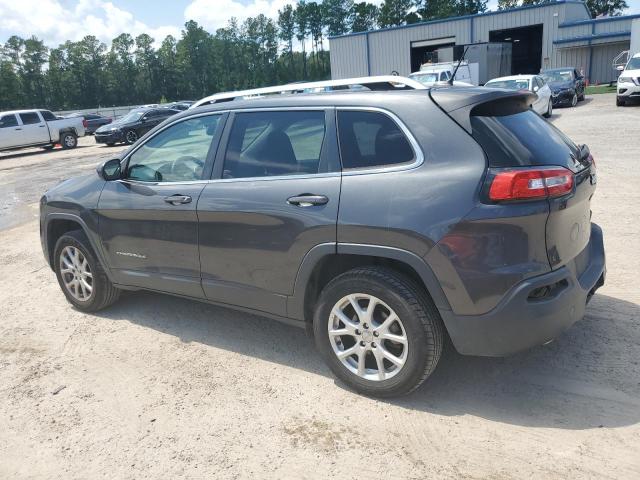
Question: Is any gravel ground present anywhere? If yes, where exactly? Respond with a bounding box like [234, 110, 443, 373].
[1, 95, 639, 479]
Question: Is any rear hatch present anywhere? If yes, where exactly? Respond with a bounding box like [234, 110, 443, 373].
[431, 87, 596, 272]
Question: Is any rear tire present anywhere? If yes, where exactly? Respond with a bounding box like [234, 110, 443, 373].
[61, 132, 78, 149]
[543, 99, 553, 118]
[54, 230, 120, 312]
[313, 266, 443, 397]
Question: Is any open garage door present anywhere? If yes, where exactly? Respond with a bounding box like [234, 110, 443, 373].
[490, 25, 543, 75]
[410, 37, 456, 72]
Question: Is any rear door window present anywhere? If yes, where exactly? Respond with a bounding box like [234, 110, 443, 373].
[222, 111, 327, 179]
[19, 112, 41, 125]
[337, 110, 415, 169]
[40, 110, 57, 121]
[470, 110, 586, 171]
[0, 114, 18, 128]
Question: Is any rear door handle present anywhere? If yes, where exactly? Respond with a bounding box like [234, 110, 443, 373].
[164, 194, 192, 205]
[287, 194, 329, 207]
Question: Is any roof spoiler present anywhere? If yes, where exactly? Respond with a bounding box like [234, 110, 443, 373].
[429, 87, 537, 133]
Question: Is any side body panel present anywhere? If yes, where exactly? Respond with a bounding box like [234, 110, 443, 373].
[96, 180, 206, 298]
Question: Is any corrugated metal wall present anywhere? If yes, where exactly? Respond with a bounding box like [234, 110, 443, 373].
[632, 19, 640, 55]
[329, 1, 635, 84]
[329, 34, 368, 79]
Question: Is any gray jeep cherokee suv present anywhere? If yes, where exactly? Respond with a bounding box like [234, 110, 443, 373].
[40, 85, 605, 397]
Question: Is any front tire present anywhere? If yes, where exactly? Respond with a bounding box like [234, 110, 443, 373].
[616, 96, 625, 107]
[61, 132, 78, 149]
[543, 99, 553, 118]
[54, 230, 120, 312]
[125, 130, 139, 145]
[313, 267, 443, 397]
[571, 93, 578, 107]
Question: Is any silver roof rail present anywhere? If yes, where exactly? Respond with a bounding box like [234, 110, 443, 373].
[191, 75, 427, 108]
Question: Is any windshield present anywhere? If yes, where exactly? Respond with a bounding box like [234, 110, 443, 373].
[409, 73, 439, 85]
[486, 79, 530, 91]
[118, 110, 146, 123]
[542, 70, 573, 83]
[626, 57, 640, 70]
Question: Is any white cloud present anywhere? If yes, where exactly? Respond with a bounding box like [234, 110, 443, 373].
[184, 0, 296, 31]
[0, 0, 180, 47]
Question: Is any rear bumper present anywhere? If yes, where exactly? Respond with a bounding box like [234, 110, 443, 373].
[442, 223, 605, 356]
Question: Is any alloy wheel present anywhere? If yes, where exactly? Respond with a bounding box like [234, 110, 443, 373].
[126, 130, 138, 144]
[571, 93, 578, 107]
[59, 246, 93, 301]
[328, 294, 408, 381]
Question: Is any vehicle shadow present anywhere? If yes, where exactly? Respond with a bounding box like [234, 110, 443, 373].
[97, 292, 640, 430]
[0, 145, 91, 161]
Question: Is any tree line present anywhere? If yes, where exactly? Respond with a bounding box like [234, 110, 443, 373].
[0, 0, 628, 111]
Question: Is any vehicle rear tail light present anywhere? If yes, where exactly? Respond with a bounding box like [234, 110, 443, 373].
[82, 119, 88, 128]
[488, 167, 574, 202]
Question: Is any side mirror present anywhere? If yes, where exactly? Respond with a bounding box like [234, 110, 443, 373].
[97, 158, 122, 181]
[533, 85, 539, 92]
[616, 65, 624, 71]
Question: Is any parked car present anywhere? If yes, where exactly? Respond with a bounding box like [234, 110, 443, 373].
[541, 67, 586, 107]
[40, 78, 605, 397]
[0, 109, 86, 152]
[410, 61, 478, 86]
[65, 112, 112, 134]
[160, 101, 194, 111]
[94, 107, 180, 145]
[485, 74, 553, 117]
[616, 52, 640, 106]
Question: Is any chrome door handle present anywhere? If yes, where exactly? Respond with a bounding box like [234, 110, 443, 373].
[164, 194, 192, 205]
[287, 194, 329, 207]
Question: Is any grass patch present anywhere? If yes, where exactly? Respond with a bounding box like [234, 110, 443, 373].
[585, 85, 616, 95]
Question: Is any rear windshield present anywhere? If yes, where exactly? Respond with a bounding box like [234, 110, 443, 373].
[470, 110, 584, 170]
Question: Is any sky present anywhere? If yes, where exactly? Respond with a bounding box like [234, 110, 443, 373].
[0, 0, 639, 48]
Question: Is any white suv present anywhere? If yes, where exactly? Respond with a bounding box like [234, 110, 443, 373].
[617, 53, 640, 106]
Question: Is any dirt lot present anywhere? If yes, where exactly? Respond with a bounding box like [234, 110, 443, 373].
[1, 95, 639, 479]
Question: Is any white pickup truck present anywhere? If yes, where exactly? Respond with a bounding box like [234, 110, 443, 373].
[0, 109, 86, 152]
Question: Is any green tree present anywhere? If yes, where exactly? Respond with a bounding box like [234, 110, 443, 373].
[497, 0, 520, 9]
[176, 20, 213, 98]
[378, 0, 414, 27]
[585, 0, 628, 16]
[352, 2, 379, 32]
[157, 35, 179, 101]
[322, 0, 354, 37]
[277, 4, 296, 76]
[294, 0, 310, 79]
[135, 33, 157, 102]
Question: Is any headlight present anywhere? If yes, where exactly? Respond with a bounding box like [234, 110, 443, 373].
[618, 76, 633, 84]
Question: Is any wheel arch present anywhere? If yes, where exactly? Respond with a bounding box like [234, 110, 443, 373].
[288, 243, 452, 328]
[44, 214, 112, 280]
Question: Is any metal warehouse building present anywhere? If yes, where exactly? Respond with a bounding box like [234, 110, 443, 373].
[329, 0, 638, 84]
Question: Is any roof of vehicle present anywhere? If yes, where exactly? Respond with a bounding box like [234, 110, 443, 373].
[542, 67, 575, 72]
[168, 86, 532, 126]
[486, 75, 536, 82]
[0, 109, 49, 115]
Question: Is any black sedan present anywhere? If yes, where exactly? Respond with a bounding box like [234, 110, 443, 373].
[541, 67, 586, 107]
[65, 112, 112, 134]
[94, 107, 180, 146]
